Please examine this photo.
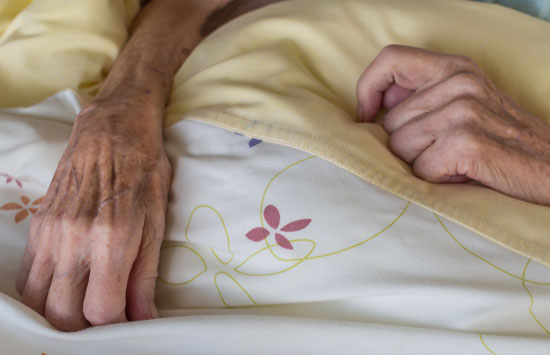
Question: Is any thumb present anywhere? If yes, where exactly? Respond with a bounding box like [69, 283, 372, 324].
[356, 45, 465, 122]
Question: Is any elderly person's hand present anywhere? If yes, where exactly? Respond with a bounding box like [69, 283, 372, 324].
[15, 98, 171, 331]
[15, 0, 286, 332]
[357, 45, 550, 206]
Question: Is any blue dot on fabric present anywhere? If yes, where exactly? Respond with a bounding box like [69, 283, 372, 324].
[248, 138, 263, 148]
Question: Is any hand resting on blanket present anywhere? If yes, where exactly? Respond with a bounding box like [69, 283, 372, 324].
[16, 99, 172, 330]
[357, 45, 550, 205]
[15, 0, 286, 332]
[15, 1, 550, 332]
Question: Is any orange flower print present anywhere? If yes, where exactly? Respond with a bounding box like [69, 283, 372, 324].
[0, 195, 44, 223]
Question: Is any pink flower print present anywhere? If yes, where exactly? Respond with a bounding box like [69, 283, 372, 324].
[245, 205, 311, 250]
[1, 195, 44, 223]
[246, 227, 270, 241]
[0, 173, 28, 188]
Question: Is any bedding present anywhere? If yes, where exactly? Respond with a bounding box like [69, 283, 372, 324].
[1, 0, 550, 353]
[0, 90, 549, 353]
[5, 0, 550, 264]
[167, 0, 550, 265]
[474, 0, 550, 21]
[2, 1, 550, 266]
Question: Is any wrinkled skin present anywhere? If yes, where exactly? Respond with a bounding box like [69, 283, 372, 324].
[16, 101, 171, 331]
[357, 45, 550, 206]
[15, 3, 550, 333]
[15, 0, 285, 332]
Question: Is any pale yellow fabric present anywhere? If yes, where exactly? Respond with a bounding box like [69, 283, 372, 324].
[0, 0, 31, 36]
[166, 0, 550, 265]
[0, 0, 549, 265]
[0, 0, 139, 108]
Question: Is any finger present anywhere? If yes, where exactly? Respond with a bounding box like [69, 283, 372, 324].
[82, 225, 141, 327]
[126, 211, 165, 321]
[356, 44, 478, 122]
[384, 72, 488, 134]
[21, 254, 53, 316]
[388, 98, 481, 164]
[412, 131, 487, 184]
[126, 177, 168, 322]
[16, 247, 36, 296]
[45, 261, 90, 332]
[83, 268, 129, 326]
[388, 118, 436, 165]
[82, 188, 145, 327]
[16, 216, 43, 295]
[382, 83, 415, 111]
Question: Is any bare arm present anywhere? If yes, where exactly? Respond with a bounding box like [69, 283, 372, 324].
[16, 0, 281, 331]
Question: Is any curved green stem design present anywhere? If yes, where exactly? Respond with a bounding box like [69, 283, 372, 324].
[260, 155, 409, 261]
[158, 244, 207, 286]
[214, 271, 259, 307]
[234, 239, 316, 276]
[521, 259, 550, 336]
[435, 214, 550, 286]
[479, 333, 497, 355]
[185, 204, 234, 265]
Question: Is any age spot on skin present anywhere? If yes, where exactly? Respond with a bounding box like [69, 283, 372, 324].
[148, 65, 163, 75]
[180, 47, 191, 57]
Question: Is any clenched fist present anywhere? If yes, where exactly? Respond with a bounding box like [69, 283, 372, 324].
[16, 100, 171, 331]
[357, 45, 550, 206]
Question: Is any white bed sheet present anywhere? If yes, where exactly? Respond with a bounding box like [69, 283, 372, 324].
[0, 91, 548, 354]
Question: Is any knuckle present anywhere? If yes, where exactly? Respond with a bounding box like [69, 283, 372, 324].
[454, 55, 477, 70]
[45, 302, 85, 331]
[375, 45, 403, 66]
[32, 253, 55, 272]
[29, 213, 44, 230]
[448, 134, 480, 177]
[388, 129, 421, 165]
[380, 44, 402, 57]
[160, 156, 173, 183]
[383, 112, 399, 133]
[450, 130, 485, 158]
[388, 131, 404, 154]
[453, 72, 485, 97]
[83, 302, 123, 326]
[448, 97, 481, 122]
[35, 215, 59, 237]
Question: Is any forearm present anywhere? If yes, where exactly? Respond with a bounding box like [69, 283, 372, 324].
[90, 0, 285, 128]
[92, 0, 230, 117]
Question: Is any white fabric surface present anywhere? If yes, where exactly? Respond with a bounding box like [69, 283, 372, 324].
[0, 91, 549, 354]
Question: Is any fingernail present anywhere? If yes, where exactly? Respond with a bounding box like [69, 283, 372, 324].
[356, 103, 364, 122]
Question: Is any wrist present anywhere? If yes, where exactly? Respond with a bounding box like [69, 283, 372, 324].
[76, 95, 165, 143]
[94, 61, 170, 111]
[95, 0, 232, 108]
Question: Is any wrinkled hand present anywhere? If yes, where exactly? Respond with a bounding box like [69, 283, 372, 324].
[356, 45, 550, 205]
[16, 101, 171, 331]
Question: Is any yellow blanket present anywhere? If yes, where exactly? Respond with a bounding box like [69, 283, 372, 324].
[1, 0, 549, 265]
[0, 0, 138, 107]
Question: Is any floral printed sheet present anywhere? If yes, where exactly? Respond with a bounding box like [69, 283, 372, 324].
[0, 91, 549, 354]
